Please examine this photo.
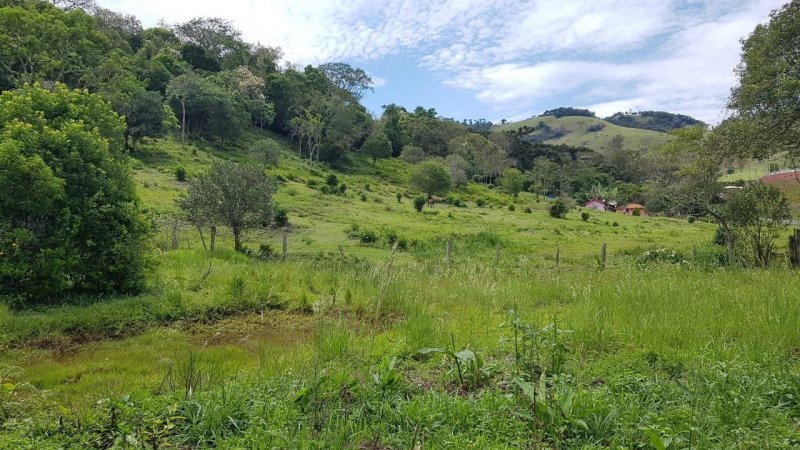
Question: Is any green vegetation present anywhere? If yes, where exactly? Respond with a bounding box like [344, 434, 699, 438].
[1, 1, 800, 448]
[0, 84, 149, 303]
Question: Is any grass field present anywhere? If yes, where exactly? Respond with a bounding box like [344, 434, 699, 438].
[1, 132, 799, 448]
[492, 116, 671, 153]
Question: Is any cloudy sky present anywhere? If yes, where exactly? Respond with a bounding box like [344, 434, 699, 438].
[99, 0, 785, 123]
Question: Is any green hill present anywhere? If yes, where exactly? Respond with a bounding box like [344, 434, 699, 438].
[493, 115, 672, 152]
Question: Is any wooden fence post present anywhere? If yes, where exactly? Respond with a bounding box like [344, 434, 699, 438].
[171, 222, 179, 250]
[446, 239, 452, 264]
[555, 245, 560, 270]
[282, 233, 288, 261]
[601, 242, 607, 271]
[790, 229, 800, 269]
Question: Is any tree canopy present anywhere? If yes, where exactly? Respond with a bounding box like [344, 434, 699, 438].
[0, 83, 149, 302]
[728, 1, 800, 162]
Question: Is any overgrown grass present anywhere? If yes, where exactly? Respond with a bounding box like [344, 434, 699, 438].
[2, 133, 799, 448]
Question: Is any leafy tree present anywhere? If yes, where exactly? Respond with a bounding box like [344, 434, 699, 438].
[166, 72, 248, 141]
[180, 161, 273, 252]
[548, 196, 575, 218]
[381, 103, 408, 156]
[399, 145, 426, 164]
[729, 1, 800, 162]
[500, 168, 524, 196]
[649, 124, 742, 261]
[725, 182, 790, 267]
[318, 62, 373, 100]
[122, 89, 174, 149]
[448, 133, 510, 183]
[445, 154, 469, 186]
[0, 1, 107, 88]
[0, 83, 149, 302]
[361, 130, 391, 164]
[173, 17, 248, 70]
[410, 160, 451, 198]
[541, 107, 595, 118]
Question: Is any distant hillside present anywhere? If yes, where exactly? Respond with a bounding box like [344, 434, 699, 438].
[604, 111, 704, 132]
[492, 115, 671, 153]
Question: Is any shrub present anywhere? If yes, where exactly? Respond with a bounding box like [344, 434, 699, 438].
[581, 211, 590, 221]
[0, 84, 149, 302]
[273, 207, 289, 227]
[257, 243, 275, 260]
[360, 193, 368, 202]
[175, 166, 187, 181]
[325, 173, 339, 188]
[476, 198, 486, 207]
[338, 183, 347, 194]
[524, 207, 532, 213]
[632, 209, 641, 217]
[409, 160, 452, 196]
[319, 185, 332, 195]
[548, 196, 575, 219]
[359, 229, 377, 244]
[508, 204, 516, 211]
[688, 216, 696, 223]
[612, 221, 619, 227]
[413, 196, 426, 212]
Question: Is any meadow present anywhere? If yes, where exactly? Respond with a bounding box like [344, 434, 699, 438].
[1, 134, 799, 448]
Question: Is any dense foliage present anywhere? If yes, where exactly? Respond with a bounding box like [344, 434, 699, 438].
[180, 161, 273, 252]
[604, 111, 704, 132]
[0, 84, 149, 302]
[728, 0, 800, 162]
[541, 107, 595, 118]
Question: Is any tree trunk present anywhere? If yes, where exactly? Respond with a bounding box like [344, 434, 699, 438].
[210, 225, 216, 252]
[197, 226, 207, 251]
[233, 227, 242, 252]
[181, 100, 186, 144]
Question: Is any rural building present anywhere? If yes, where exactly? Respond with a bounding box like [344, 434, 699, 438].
[615, 203, 647, 216]
[583, 198, 612, 211]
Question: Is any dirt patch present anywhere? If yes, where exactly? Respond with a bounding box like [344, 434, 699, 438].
[184, 311, 314, 348]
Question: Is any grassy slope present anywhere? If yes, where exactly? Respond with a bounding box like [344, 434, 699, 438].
[493, 115, 671, 152]
[2, 131, 799, 448]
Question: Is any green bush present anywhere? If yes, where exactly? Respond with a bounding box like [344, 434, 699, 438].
[581, 211, 590, 221]
[524, 207, 532, 213]
[508, 204, 516, 211]
[476, 198, 486, 207]
[325, 173, 339, 188]
[273, 207, 289, 227]
[413, 196, 426, 212]
[175, 166, 187, 182]
[548, 196, 575, 219]
[688, 216, 696, 223]
[0, 84, 149, 303]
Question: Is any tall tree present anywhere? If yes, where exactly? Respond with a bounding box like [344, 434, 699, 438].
[318, 62, 373, 100]
[361, 130, 392, 164]
[729, 1, 800, 164]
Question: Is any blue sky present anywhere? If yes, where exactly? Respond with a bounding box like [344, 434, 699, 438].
[100, 0, 785, 123]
